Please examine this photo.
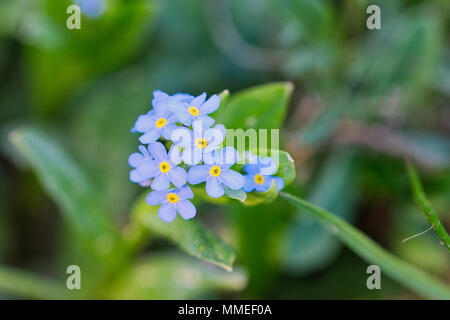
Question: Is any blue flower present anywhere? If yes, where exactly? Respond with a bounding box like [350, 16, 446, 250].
[136, 142, 187, 191]
[146, 185, 196, 222]
[168, 92, 220, 127]
[242, 154, 285, 192]
[128, 145, 154, 186]
[132, 91, 193, 144]
[152, 90, 194, 107]
[187, 147, 245, 198]
[172, 122, 226, 165]
[75, 0, 106, 18]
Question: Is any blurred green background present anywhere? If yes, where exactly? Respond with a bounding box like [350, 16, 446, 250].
[0, 0, 449, 299]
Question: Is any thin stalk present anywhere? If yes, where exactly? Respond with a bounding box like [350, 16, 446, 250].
[280, 192, 450, 300]
[405, 161, 450, 251]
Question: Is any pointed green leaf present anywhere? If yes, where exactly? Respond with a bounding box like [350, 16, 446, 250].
[107, 252, 247, 299]
[224, 186, 247, 202]
[132, 194, 236, 271]
[215, 82, 293, 129]
[218, 89, 230, 106]
[272, 149, 296, 186]
[281, 192, 450, 300]
[8, 127, 123, 263]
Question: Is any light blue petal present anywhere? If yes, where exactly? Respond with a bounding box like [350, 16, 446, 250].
[215, 147, 238, 166]
[139, 129, 160, 144]
[173, 93, 194, 103]
[168, 145, 182, 165]
[151, 173, 170, 190]
[187, 165, 210, 184]
[148, 142, 168, 161]
[139, 145, 151, 158]
[176, 200, 196, 220]
[274, 176, 285, 191]
[196, 115, 215, 129]
[219, 170, 245, 190]
[158, 203, 177, 222]
[130, 169, 144, 183]
[139, 179, 152, 187]
[128, 152, 144, 168]
[146, 190, 166, 205]
[202, 149, 216, 165]
[255, 176, 273, 192]
[166, 114, 178, 123]
[191, 118, 207, 136]
[161, 123, 178, 140]
[153, 98, 170, 115]
[183, 147, 202, 165]
[167, 99, 191, 126]
[243, 164, 260, 175]
[137, 160, 158, 179]
[134, 114, 155, 132]
[171, 127, 192, 147]
[191, 92, 207, 107]
[200, 94, 220, 114]
[259, 157, 278, 176]
[204, 124, 225, 147]
[168, 166, 187, 188]
[152, 90, 169, 106]
[206, 178, 225, 198]
[178, 185, 194, 200]
[242, 175, 256, 192]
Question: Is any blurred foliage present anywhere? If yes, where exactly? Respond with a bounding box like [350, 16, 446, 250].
[107, 252, 247, 299]
[0, 0, 449, 299]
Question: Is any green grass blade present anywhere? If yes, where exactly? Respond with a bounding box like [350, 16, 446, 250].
[405, 162, 450, 251]
[280, 192, 450, 299]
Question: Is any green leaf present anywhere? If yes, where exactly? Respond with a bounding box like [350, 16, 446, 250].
[273, 149, 296, 186]
[224, 186, 247, 202]
[215, 82, 293, 130]
[281, 152, 357, 274]
[218, 89, 230, 105]
[406, 162, 450, 251]
[281, 192, 450, 299]
[68, 73, 151, 216]
[107, 252, 247, 299]
[132, 194, 236, 271]
[8, 127, 123, 265]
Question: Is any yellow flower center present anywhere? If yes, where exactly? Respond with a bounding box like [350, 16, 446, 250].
[155, 118, 166, 128]
[159, 161, 170, 173]
[210, 166, 221, 177]
[188, 106, 199, 116]
[167, 193, 179, 203]
[254, 174, 264, 185]
[195, 138, 208, 149]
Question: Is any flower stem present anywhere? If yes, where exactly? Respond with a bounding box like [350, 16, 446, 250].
[280, 192, 450, 299]
[405, 161, 450, 251]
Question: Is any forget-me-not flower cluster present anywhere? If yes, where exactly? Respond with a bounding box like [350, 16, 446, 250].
[128, 90, 285, 222]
